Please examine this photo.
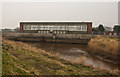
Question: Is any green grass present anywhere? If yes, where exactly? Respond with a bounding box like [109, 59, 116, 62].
[2, 40, 109, 75]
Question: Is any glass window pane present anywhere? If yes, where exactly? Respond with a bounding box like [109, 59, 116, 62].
[82, 25, 87, 31]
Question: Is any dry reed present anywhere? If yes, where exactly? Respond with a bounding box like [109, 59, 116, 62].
[88, 36, 119, 55]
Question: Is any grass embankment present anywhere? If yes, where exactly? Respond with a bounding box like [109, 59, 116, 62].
[2, 39, 109, 75]
[0, 37, 2, 76]
[87, 36, 120, 62]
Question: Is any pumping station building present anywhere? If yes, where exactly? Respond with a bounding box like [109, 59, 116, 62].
[20, 21, 92, 34]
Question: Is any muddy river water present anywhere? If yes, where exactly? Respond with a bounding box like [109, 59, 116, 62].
[27, 42, 118, 71]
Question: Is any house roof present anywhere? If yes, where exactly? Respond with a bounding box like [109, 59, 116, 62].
[104, 26, 113, 31]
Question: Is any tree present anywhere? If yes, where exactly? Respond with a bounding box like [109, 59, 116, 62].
[14, 27, 20, 32]
[92, 27, 99, 34]
[113, 25, 120, 32]
[92, 27, 99, 32]
[98, 24, 105, 32]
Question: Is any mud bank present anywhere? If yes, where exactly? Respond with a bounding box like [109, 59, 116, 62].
[87, 36, 120, 65]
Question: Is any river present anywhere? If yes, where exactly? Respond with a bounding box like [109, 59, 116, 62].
[26, 42, 118, 71]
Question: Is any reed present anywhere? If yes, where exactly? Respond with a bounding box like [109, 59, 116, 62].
[87, 35, 120, 58]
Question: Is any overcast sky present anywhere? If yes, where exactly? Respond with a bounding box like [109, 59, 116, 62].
[0, 2, 2, 29]
[118, 1, 120, 24]
[1, 0, 119, 29]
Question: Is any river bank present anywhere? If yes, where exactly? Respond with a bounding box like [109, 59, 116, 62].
[24, 41, 119, 72]
[2, 39, 116, 75]
[87, 36, 120, 64]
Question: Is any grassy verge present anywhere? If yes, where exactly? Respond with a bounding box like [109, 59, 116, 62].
[2, 39, 110, 75]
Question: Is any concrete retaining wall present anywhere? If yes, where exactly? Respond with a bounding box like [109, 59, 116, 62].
[3, 33, 94, 44]
[2, 33, 119, 44]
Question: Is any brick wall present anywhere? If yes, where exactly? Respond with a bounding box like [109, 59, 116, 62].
[20, 23, 24, 32]
[87, 23, 92, 34]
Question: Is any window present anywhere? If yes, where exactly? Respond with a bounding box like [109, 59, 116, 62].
[67, 26, 77, 31]
[40, 26, 44, 30]
[47, 31, 49, 33]
[38, 31, 40, 33]
[54, 31, 56, 33]
[45, 26, 49, 30]
[44, 31, 46, 33]
[66, 26, 70, 30]
[81, 24, 87, 31]
[52, 26, 56, 30]
[61, 26, 66, 30]
[24, 25, 31, 30]
[60, 31, 62, 34]
[76, 26, 81, 31]
[63, 31, 65, 34]
[57, 31, 59, 34]
[56, 26, 61, 30]
[30, 25, 38, 30]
